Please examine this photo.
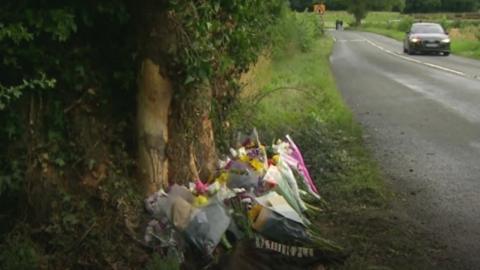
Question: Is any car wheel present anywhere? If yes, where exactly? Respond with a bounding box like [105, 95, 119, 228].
[403, 47, 407, 53]
[443, 52, 450, 56]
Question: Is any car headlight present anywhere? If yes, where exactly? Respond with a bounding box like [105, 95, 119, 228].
[410, 37, 420, 43]
[441, 38, 450, 43]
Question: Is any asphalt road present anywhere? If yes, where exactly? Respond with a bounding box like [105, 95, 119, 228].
[329, 30, 480, 270]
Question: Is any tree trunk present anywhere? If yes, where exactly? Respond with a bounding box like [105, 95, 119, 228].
[135, 1, 218, 192]
[136, 1, 173, 194]
[167, 83, 217, 185]
[355, 16, 361, 26]
[137, 59, 172, 194]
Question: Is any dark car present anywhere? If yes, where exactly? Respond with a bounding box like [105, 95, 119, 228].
[403, 23, 451, 56]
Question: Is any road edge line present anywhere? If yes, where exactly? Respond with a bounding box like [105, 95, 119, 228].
[365, 39, 468, 78]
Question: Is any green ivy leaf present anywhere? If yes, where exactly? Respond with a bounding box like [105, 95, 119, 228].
[184, 75, 195, 85]
[55, 158, 66, 167]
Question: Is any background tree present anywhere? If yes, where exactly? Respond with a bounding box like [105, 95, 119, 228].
[440, 0, 478, 12]
[404, 0, 441, 12]
[290, 0, 316, 11]
[346, 0, 406, 25]
[368, 0, 405, 11]
[347, 0, 369, 25]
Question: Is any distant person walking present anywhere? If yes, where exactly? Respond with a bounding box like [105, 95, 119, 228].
[335, 19, 343, 30]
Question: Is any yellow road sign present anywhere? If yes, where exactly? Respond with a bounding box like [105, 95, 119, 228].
[313, 3, 326, 15]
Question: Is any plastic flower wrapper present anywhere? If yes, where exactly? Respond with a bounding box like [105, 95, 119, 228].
[217, 155, 231, 169]
[276, 156, 308, 212]
[274, 135, 320, 199]
[145, 189, 169, 221]
[225, 160, 260, 192]
[263, 166, 310, 225]
[252, 191, 310, 244]
[184, 197, 232, 256]
[207, 181, 221, 195]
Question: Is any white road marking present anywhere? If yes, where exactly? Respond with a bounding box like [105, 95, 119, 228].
[364, 39, 471, 79]
[338, 39, 366, 42]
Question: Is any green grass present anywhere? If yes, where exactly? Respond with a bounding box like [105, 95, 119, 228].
[323, 11, 407, 28]
[232, 26, 439, 269]
[451, 39, 480, 58]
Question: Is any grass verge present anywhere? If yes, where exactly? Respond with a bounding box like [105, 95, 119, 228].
[232, 31, 438, 269]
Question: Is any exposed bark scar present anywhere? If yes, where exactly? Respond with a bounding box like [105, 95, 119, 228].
[142, 132, 166, 185]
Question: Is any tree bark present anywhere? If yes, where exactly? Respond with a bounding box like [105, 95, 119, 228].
[355, 16, 361, 26]
[136, 1, 173, 194]
[167, 83, 217, 185]
[135, 1, 218, 191]
[137, 59, 172, 194]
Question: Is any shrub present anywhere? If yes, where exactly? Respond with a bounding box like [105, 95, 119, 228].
[0, 229, 40, 270]
[471, 26, 480, 41]
[270, 9, 324, 56]
[396, 17, 414, 32]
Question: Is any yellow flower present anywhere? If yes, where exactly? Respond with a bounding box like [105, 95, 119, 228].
[193, 195, 209, 207]
[272, 155, 280, 165]
[250, 159, 264, 171]
[239, 154, 249, 162]
[215, 172, 229, 185]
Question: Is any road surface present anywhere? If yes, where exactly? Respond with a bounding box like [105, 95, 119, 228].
[329, 30, 480, 270]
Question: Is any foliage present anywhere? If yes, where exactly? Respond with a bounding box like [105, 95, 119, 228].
[144, 253, 180, 270]
[166, 0, 283, 87]
[367, 0, 406, 11]
[324, 0, 350, 10]
[0, 227, 41, 270]
[0, 73, 56, 110]
[345, 0, 405, 25]
[347, 0, 368, 25]
[291, 0, 478, 14]
[0, 0, 142, 268]
[360, 14, 413, 34]
[162, 0, 285, 154]
[396, 16, 414, 31]
[270, 10, 324, 56]
[451, 39, 480, 58]
[0, 0, 135, 195]
[289, 0, 405, 12]
[404, 0, 479, 12]
[289, 0, 316, 11]
[404, 0, 442, 12]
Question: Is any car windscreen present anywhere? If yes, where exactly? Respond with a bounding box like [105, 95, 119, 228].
[411, 25, 444, 34]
